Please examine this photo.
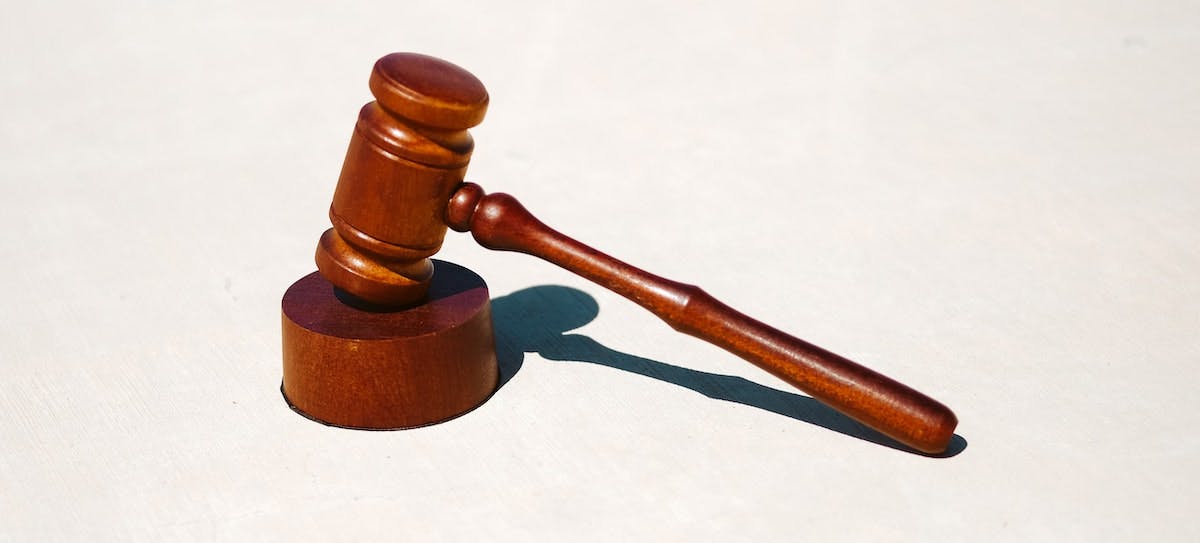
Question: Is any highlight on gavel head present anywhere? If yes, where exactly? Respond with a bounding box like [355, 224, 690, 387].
[315, 53, 489, 308]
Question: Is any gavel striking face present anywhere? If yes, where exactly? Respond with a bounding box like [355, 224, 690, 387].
[308, 53, 957, 454]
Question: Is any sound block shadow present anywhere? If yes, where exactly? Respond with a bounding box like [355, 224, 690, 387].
[490, 285, 967, 458]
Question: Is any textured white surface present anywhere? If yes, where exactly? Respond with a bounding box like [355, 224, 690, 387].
[2, 1, 1198, 540]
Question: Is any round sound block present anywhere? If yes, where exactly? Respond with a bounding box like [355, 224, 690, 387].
[281, 260, 498, 429]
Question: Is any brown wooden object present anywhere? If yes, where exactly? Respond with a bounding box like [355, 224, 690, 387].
[314, 52, 488, 307]
[286, 52, 958, 453]
[282, 53, 497, 429]
[445, 185, 957, 453]
[282, 262, 497, 429]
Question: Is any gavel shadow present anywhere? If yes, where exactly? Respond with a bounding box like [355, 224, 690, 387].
[490, 285, 967, 458]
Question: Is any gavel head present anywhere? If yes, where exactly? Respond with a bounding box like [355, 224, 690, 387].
[315, 53, 489, 308]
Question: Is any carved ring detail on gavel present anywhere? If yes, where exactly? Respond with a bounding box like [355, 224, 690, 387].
[289, 52, 958, 454]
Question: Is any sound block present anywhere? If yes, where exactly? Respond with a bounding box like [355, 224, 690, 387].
[281, 260, 498, 429]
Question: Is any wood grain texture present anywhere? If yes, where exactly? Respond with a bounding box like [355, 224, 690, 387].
[281, 261, 498, 429]
[448, 183, 957, 453]
[9, 4, 1200, 540]
[313, 52, 955, 452]
[316, 53, 488, 307]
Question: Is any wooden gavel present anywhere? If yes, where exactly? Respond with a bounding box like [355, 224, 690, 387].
[297, 53, 957, 454]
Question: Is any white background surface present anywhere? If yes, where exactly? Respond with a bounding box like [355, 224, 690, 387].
[3, 1, 1198, 540]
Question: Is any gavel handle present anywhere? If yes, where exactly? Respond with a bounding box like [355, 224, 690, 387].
[446, 183, 957, 453]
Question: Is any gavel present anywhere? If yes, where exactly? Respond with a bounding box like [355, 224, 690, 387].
[283, 53, 957, 454]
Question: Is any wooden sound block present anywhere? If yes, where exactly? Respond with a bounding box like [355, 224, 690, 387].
[281, 260, 498, 429]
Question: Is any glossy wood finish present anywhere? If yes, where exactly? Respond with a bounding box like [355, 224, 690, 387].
[447, 183, 957, 453]
[291, 53, 499, 431]
[315, 53, 489, 307]
[282, 262, 498, 429]
[302, 52, 956, 453]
